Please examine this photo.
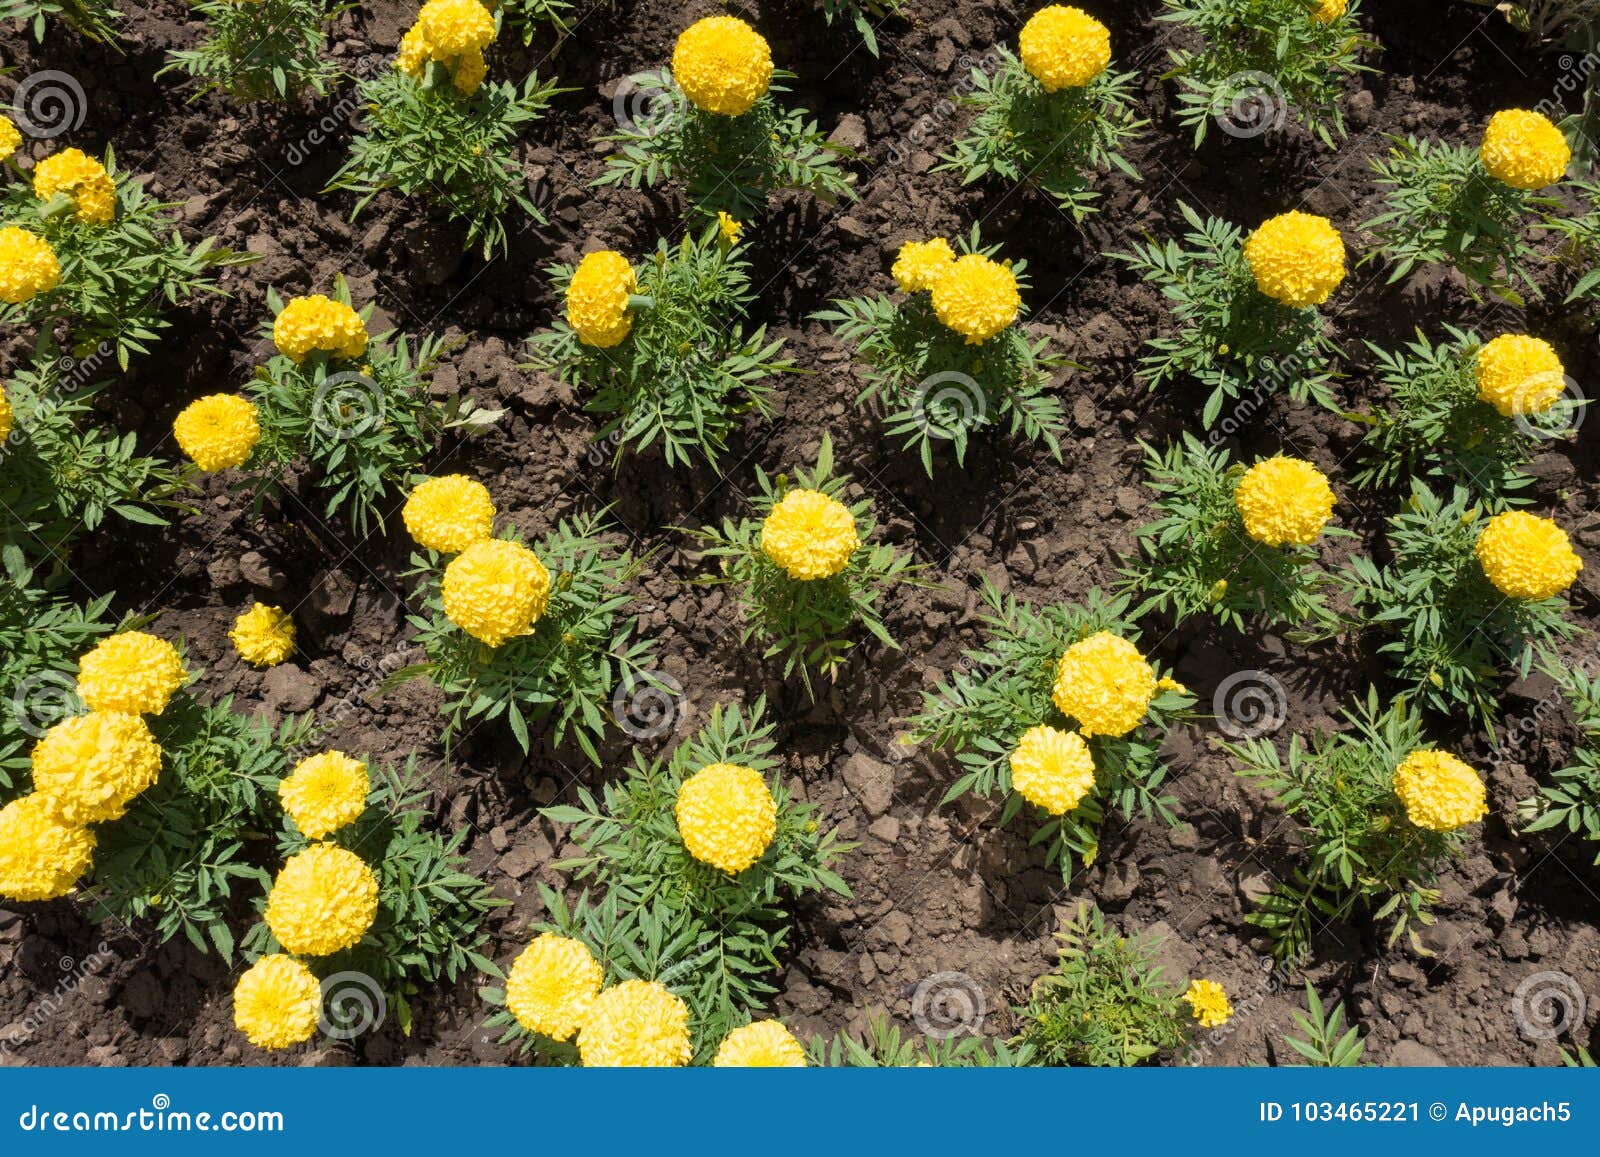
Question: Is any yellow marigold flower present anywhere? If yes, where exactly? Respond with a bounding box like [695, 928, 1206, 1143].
[1052, 631, 1155, 739]
[505, 933, 604, 1041]
[403, 474, 496, 553]
[1474, 334, 1565, 418]
[231, 603, 297, 668]
[672, 16, 774, 116]
[1475, 510, 1582, 601]
[760, 488, 860, 580]
[1480, 109, 1570, 190]
[1156, 675, 1188, 695]
[0, 115, 21, 162]
[76, 631, 188, 715]
[173, 394, 260, 472]
[272, 294, 369, 363]
[452, 48, 487, 94]
[1310, 0, 1347, 22]
[233, 954, 322, 1050]
[33, 148, 115, 225]
[1243, 211, 1346, 307]
[0, 226, 61, 305]
[675, 762, 777, 873]
[565, 250, 637, 349]
[1393, 749, 1487, 833]
[717, 211, 743, 246]
[32, 711, 162, 825]
[442, 538, 552, 647]
[396, 24, 430, 77]
[416, 0, 496, 58]
[1008, 724, 1095, 815]
[0, 383, 11, 443]
[1233, 456, 1336, 547]
[279, 751, 370, 841]
[713, 1020, 808, 1067]
[891, 237, 957, 293]
[1018, 5, 1112, 91]
[577, 980, 692, 1067]
[264, 843, 380, 957]
[930, 253, 1021, 344]
[0, 794, 96, 902]
[1184, 979, 1232, 1028]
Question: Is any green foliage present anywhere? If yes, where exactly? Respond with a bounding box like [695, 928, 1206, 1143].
[1548, 177, 1600, 303]
[1520, 659, 1600, 862]
[1281, 982, 1367, 1066]
[907, 581, 1194, 880]
[1016, 905, 1192, 1066]
[818, 0, 904, 56]
[0, 148, 253, 367]
[687, 433, 924, 696]
[936, 49, 1145, 221]
[1113, 203, 1340, 427]
[0, 0, 121, 43]
[329, 66, 566, 257]
[1227, 689, 1476, 960]
[160, 0, 342, 101]
[402, 510, 658, 762]
[815, 225, 1069, 475]
[1350, 328, 1573, 503]
[1362, 135, 1559, 303]
[1121, 435, 1345, 632]
[497, 0, 574, 43]
[1160, 0, 1372, 146]
[808, 1011, 1034, 1067]
[525, 225, 795, 471]
[593, 70, 855, 219]
[1338, 481, 1579, 726]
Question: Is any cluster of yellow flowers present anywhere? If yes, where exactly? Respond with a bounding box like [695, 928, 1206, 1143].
[0, 224, 61, 305]
[671, 16, 774, 116]
[1474, 333, 1566, 418]
[231, 602, 298, 668]
[760, 489, 860, 580]
[272, 293, 369, 363]
[279, 751, 370, 841]
[1242, 211, 1347, 308]
[565, 249, 638, 348]
[1183, 979, 1233, 1028]
[1233, 456, 1337, 547]
[891, 238, 1021, 344]
[173, 394, 262, 472]
[1475, 510, 1583, 602]
[675, 761, 778, 873]
[404, 474, 497, 554]
[1392, 749, 1487, 833]
[33, 148, 115, 225]
[1479, 108, 1570, 191]
[1018, 5, 1111, 92]
[397, 0, 497, 95]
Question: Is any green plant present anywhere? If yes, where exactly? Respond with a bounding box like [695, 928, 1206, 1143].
[1549, 178, 1600, 302]
[808, 1012, 1034, 1067]
[1520, 660, 1600, 863]
[818, 0, 904, 56]
[0, 0, 121, 43]
[1121, 435, 1346, 632]
[1113, 203, 1340, 426]
[160, 0, 343, 101]
[686, 434, 924, 696]
[525, 225, 795, 471]
[497, 0, 573, 42]
[1280, 982, 1367, 1065]
[936, 48, 1145, 221]
[1227, 689, 1480, 960]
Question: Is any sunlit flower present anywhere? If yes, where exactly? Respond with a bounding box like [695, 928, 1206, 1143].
[173, 394, 261, 472]
[0, 226, 61, 305]
[565, 250, 637, 349]
[264, 843, 380, 957]
[577, 980, 692, 1067]
[891, 237, 956, 293]
[1474, 511, 1582, 601]
[713, 1020, 807, 1067]
[415, 0, 496, 57]
[1233, 456, 1336, 547]
[717, 211, 743, 246]
[31, 711, 163, 825]
[76, 631, 188, 715]
[403, 475, 496, 554]
[233, 955, 322, 1050]
[1474, 334, 1565, 418]
[231, 603, 297, 668]
[760, 489, 860, 580]
[1243, 211, 1346, 307]
[505, 933, 604, 1041]
[675, 762, 777, 873]
[1008, 724, 1095, 815]
[672, 16, 774, 116]
[0, 115, 20, 163]
[1479, 109, 1571, 190]
[1393, 749, 1487, 832]
[0, 794, 96, 902]
[1309, 0, 1348, 22]
[279, 751, 370, 841]
[1018, 5, 1112, 91]
[930, 253, 1021, 344]
[33, 148, 115, 225]
[272, 295, 369, 362]
[1184, 979, 1232, 1028]
[442, 538, 552, 647]
[1051, 631, 1155, 739]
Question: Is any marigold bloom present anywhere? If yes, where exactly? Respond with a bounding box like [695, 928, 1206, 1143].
[264, 843, 380, 957]
[442, 538, 552, 647]
[0, 115, 21, 162]
[233, 955, 322, 1050]
[33, 148, 115, 225]
[577, 980, 692, 1067]
[0, 226, 61, 305]
[1184, 979, 1232, 1028]
[1009, 724, 1096, 815]
[173, 394, 260, 472]
[1243, 211, 1346, 307]
[403, 474, 496, 553]
[451, 48, 487, 94]
[396, 24, 431, 77]
[0, 794, 96, 902]
[672, 16, 774, 116]
[32, 711, 162, 825]
[416, 0, 496, 58]
[231, 603, 297, 668]
[1018, 5, 1111, 91]
[1474, 334, 1565, 418]
[891, 237, 957, 293]
[506, 933, 605, 1041]
[0, 383, 11, 443]
[675, 762, 777, 873]
[760, 489, 860, 581]
[1474, 511, 1582, 601]
[930, 253, 1021, 344]
[565, 250, 637, 348]
[272, 295, 369, 362]
[717, 211, 743, 246]
[1052, 631, 1155, 739]
[76, 631, 188, 715]
[1310, 0, 1347, 22]
[1233, 456, 1336, 547]
[1393, 749, 1487, 833]
[1479, 109, 1571, 190]
[713, 1020, 808, 1067]
[279, 751, 370, 841]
